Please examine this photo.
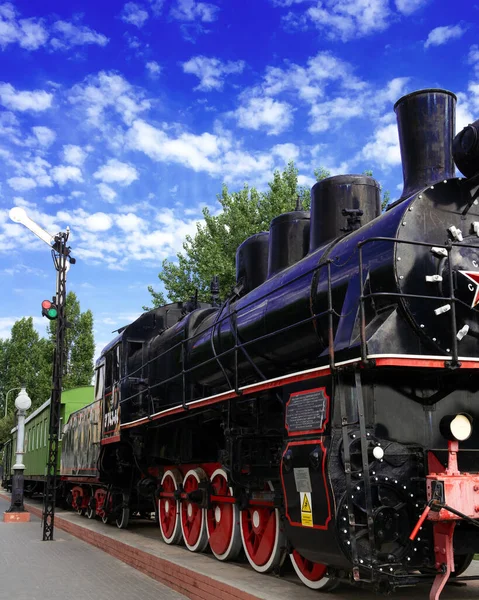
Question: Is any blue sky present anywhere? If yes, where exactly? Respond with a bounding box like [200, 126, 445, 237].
[0, 0, 478, 357]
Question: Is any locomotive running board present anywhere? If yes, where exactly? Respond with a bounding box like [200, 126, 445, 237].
[121, 354, 479, 430]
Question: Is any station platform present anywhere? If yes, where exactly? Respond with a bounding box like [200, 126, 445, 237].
[2, 492, 479, 600]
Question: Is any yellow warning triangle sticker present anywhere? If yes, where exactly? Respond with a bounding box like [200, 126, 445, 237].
[301, 494, 312, 513]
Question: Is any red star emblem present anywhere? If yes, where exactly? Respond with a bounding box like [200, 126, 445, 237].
[459, 271, 479, 308]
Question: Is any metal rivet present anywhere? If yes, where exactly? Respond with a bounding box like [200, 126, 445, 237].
[400, 275, 404, 279]
[430, 186, 434, 189]
[444, 180, 447, 183]
[420, 324, 425, 328]
[419, 195, 423, 199]
[397, 257, 401, 261]
[402, 222, 406, 226]
[447, 348, 450, 352]
[408, 207, 413, 211]
[432, 338, 437, 341]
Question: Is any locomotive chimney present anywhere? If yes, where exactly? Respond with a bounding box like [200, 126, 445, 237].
[236, 232, 269, 294]
[395, 88, 456, 201]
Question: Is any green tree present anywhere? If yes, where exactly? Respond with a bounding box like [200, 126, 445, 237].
[146, 162, 387, 308]
[146, 162, 312, 308]
[0, 318, 52, 424]
[47, 292, 95, 389]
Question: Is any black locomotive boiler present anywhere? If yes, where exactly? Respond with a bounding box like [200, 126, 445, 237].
[60, 89, 479, 599]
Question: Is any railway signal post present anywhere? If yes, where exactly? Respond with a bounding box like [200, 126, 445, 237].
[8, 207, 75, 540]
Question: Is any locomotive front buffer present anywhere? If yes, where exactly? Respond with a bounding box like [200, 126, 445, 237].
[410, 414, 479, 600]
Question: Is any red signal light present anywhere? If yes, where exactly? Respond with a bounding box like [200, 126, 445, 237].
[42, 300, 52, 310]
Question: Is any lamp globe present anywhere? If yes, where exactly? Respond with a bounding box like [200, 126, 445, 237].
[14, 388, 31, 412]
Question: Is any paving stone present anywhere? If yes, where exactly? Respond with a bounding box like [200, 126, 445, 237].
[2, 494, 479, 600]
[0, 497, 186, 600]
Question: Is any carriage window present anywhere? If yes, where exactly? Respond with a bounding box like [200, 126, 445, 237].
[95, 365, 105, 401]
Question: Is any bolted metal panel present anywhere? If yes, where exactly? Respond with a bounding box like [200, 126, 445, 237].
[236, 232, 269, 294]
[395, 88, 456, 201]
[309, 174, 381, 250]
[267, 210, 310, 278]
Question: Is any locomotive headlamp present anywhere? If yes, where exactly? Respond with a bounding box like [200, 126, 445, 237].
[440, 413, 473, 442]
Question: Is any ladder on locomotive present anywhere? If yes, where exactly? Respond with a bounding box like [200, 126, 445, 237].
[337, 369, 377, 582]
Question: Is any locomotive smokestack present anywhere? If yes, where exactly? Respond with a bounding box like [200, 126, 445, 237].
[395, 89, 456, 200]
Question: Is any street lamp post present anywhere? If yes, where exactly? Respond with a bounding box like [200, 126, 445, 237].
[4, 388, 32, 522]
[3, 387, 22, 418]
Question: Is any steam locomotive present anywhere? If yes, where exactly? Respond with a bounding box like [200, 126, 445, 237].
[54, 89, 479, 599]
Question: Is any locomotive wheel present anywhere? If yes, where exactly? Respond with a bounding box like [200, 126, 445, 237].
[86, 498, 95, 519]
[206, 468, 242, 561]
[240, 481, 285, 573]
[180, 468, 209, 552]
[451, 553, 474, 577]
[290, 550, 338, 591]
[116, 493, 130, 529]
[159, 469, 183, 545]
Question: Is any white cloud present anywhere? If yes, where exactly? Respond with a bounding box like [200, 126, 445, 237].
[278, 0, 427, 39]
[306, 0, 391, 42]
[51, 165, 83, 185]
[0, 83, 53, 111]
[127, 119, 223, 173]
[126, 118, 290, 184]
[68, 71, 151, 128]
[394, 0, 428, 15]
[94, 159, 138, 186]
[272, 143, 300, 163]
[170, 0, 219, 22]
[84, 212, 113, 232]
[234, 96, 293, 135]
[63, 144, 88, 166]
[0, 4, 108, 51]
[121, 2, 149, 28]
[7, 176, 37, 191]
[424, 24, 466, 48]
[50, 20, 109, 49]
[182, 56, 245, 91]
[146, 61, 162, 77]
[45, 194, 64, 204]
[149, 0, 165, 15]
[360, 123, 401, 168]
[97, 183, 117, 202]
[0, 3, 48, 50]
[31, 125, 56, 146]
[260, 51, 365, 103]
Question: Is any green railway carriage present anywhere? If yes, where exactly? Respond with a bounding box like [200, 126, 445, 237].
[8, 386, 94, 495]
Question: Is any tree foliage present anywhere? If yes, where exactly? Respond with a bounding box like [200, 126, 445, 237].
[47, 291, 95, 389]
[146, 161, 390, 308]
[0, 318, 52, 439]
[0, 293, 94, 445]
